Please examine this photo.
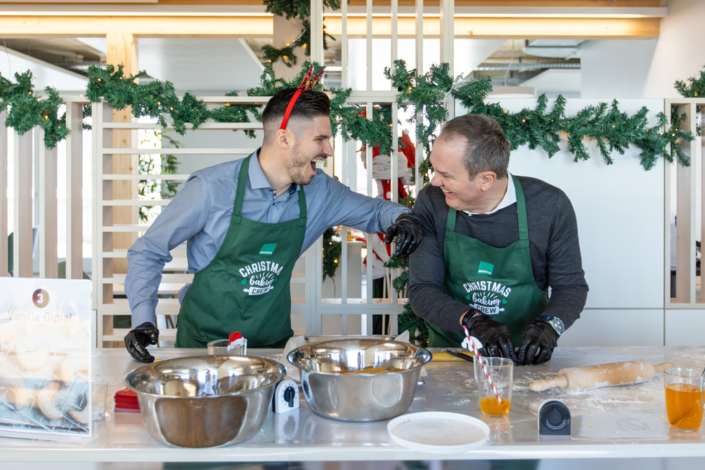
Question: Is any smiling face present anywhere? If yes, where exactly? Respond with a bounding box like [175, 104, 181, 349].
[285, 115, 334, 185]
[430, 135, 485, 211]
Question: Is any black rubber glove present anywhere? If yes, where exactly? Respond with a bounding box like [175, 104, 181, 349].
[124, 322, 159, 363]
[462, 311, 517, 363]
[385, 212, 423, 257]
[516, 318, 559, 366]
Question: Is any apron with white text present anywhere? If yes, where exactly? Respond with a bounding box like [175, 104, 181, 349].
[175, 154, 306, 348]
[427, 176, 549, 348]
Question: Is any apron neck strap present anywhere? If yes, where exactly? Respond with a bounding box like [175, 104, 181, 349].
[234, 155, 251, 216]
[446, 207, 457, 233]
[445, 176, 528, 241]
[234, 154, 308, 220]
[513, 175, 529, 241]
[296, 186, 307, 218]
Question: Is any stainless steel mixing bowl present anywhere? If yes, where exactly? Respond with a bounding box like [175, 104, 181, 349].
[124, 355, 285, 448]
[287, 339, 431, 422]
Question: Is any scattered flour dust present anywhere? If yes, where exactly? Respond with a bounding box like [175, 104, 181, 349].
[392, 418, 486, 446]
[512, 362, 666, 416]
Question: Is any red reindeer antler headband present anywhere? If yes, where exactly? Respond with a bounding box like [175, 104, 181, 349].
[279, 65, 325, 130]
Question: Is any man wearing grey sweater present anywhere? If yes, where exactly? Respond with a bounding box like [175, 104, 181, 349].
[409, 114, 588, 365]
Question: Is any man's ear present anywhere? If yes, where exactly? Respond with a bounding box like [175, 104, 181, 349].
[479, 171, 497, 191]
[275, 128, 294, 150]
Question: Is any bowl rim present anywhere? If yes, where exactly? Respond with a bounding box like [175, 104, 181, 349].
[123, 354, 286, 398]
[286, 339, 432, 375]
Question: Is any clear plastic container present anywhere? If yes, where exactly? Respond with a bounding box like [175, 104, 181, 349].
[207, 338, 247, 356]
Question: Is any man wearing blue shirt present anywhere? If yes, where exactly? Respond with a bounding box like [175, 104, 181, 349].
[124, 87, 423, 362]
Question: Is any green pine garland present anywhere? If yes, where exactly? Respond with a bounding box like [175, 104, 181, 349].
[675, 67, 705, 98]
[262, 0, 338, 67]
[386, 59, 694, 172]
[322, 227, 342, 281]
[0, 71, 68, 148]
[2, 61, 705, 346]
[384, 59, 695, 345]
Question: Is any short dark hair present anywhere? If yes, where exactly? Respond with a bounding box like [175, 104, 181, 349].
[262, 88, 330, 141]
[439, 114, 511, 179]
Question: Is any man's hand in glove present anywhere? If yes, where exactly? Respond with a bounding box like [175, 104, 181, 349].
[461, 311, 517, 363]
[124, 322, 160, 363]
[517, 318, 559, 365]
[385, 212, 423, 257]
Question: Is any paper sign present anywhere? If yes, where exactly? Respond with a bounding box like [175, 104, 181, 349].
[0, 278, 92, 442]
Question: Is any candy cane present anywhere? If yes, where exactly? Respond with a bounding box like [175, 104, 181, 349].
[463, 326, 508, 413]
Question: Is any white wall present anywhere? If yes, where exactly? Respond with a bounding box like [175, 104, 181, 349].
[580, 40, 658, 99]
[581, 0, 705, 99]
[461, 98, 667, 346]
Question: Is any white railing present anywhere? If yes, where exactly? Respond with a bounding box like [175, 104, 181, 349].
[0, 100, 85, 282]
[0, 0, 451, 346]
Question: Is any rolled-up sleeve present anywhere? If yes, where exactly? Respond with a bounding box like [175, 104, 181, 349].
[125, 176, 211, 326]
[321, 176, 409, 234]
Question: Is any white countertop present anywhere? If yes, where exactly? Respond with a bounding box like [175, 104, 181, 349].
[3, 346, 705, 462]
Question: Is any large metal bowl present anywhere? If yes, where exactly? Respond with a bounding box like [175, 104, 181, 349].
[287, 339, 431, 422]
[124, 355, 285, 448]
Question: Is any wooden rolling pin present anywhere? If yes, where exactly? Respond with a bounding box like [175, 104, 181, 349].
[530, 360, 674, 392]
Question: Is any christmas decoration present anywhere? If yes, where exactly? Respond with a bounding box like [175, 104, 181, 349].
[0, 71, 68, 148]
[2, 60, 704, 346]
[387, 60, 694, 172]
[675, 67, 705, 98]
[322, 227, 341, 281]
[383, 59, 695, 345]
[262, 0, 338, 67]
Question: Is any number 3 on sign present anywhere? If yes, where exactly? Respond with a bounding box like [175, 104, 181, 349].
[32, 289, 49, 308]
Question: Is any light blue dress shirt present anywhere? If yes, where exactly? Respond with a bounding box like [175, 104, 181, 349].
[125, 150, 409, 325]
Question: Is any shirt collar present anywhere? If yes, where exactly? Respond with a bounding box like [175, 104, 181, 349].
[248, 149, 298, 195]
[463, 173, 516, 217]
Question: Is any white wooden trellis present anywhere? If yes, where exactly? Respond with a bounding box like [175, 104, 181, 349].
[0, 99, 85, 286]
[89, 0, 457, 346]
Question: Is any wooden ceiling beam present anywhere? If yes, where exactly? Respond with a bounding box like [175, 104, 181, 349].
[0, 14, 658, 39]
[328, 16, 660, 39]
[0, 15, 274, 37]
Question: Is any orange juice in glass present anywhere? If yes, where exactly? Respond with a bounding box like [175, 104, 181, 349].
[664, 368, 703, 431]
[474, 357, 513, 417]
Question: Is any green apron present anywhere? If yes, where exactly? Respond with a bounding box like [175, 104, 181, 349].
[175, 154, 305, 348]
[427, 176, 549, 348]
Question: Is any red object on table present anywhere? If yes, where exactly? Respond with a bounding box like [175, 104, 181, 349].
[114, 388, 141, 413]
[229, 331, 242, 345]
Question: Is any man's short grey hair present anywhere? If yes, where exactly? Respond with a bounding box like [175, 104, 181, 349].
[439, 114, 511, 179]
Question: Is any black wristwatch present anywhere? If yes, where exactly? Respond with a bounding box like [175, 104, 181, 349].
[539, 315, 565, 336]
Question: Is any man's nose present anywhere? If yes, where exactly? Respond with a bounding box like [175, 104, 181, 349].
[431, 173, 441, 186]
[323, 138, 334, 156]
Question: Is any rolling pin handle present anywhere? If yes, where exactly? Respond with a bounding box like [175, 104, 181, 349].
[653, 362, 675, 373]
[530, 374, 569, 392]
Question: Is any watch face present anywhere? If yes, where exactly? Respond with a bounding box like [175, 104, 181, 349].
[552, 318, 565, 334]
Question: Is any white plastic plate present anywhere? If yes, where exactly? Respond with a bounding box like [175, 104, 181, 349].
[387, 412, 490, 454]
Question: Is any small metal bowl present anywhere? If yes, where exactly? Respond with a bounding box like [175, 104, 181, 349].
[287, 339, 431, 422]
[124, 355, 285, 448]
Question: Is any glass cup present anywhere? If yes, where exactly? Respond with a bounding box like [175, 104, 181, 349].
[664, 367, 703, 431]
[91, 379, 109, 421]
[474, 357, 513, 417]
[207, 338, 248, 355]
